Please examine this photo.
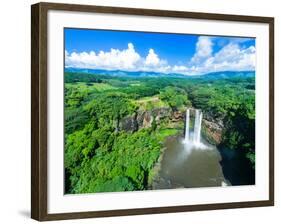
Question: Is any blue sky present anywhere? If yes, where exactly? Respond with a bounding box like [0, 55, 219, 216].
[65, 28, 256, 75]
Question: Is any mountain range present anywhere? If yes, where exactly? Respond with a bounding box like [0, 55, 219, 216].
[65, 67, 255, 80]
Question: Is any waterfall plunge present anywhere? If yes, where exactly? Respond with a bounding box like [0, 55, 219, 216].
[184, 109, 190, 142]
[193, 109, 202, 144]
[184, 109, 203, 146]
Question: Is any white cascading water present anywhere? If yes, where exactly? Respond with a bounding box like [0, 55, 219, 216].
[184, 109, 190, 142]
[184, 108, 203, 146]
[193, 109, 202, 144]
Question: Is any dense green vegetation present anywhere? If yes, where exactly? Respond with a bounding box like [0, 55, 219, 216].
[65, 72, 255, 193]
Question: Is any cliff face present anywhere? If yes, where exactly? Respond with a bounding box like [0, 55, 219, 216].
[202, 119, 223, 145]
[118, 106, 224, 146]
[118, 113, 138, 132]
[201, 111, 224, 145]
[119, 107, 172, 132]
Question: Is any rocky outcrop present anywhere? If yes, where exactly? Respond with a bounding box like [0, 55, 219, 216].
[171, 110, 184, 122]
[203, 111, 224, 128]
[118, 113, 138, 132]
[137, 110, 153, 129]
[201, 118, 223, 145]
[119, 107, 172, 132]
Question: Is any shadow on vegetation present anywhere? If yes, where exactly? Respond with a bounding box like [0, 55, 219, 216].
[218, 147, 255, 186]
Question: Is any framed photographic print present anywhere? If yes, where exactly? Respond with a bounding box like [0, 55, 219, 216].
[31, 2, 274, 221]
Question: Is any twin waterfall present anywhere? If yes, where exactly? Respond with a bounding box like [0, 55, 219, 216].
[184, 109, 203, 145]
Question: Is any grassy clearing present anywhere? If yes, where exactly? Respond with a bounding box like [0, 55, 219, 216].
[135, 95, 168, 110]
[66, 82, 117, 92]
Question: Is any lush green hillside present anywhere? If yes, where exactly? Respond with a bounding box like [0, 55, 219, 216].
[64, 71, 255, 193]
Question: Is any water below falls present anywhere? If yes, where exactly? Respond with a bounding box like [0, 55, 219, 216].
[152, 108, 230, 189]
[152, 135, 229, 189]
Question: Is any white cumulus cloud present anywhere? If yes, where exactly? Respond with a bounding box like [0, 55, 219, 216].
[65, 43, 141, 70]
[145, 49, 161, 66]
[65, 37, 256, 75]
[190, 36, 213, 65]
[65, 43, 170, 72]
[187, 37, 256, 74]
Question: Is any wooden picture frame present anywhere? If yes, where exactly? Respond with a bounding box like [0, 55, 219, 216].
[31, 2, 274, 221]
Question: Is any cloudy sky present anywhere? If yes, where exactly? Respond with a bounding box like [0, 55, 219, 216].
[65, 28, 255, 75]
